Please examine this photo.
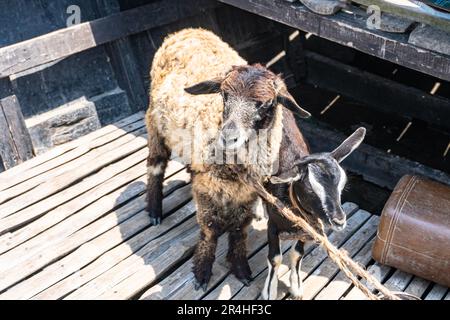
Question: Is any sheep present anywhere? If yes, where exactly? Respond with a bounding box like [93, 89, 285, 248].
[145, 28, 311, 291]
[261, 127, 366, 300]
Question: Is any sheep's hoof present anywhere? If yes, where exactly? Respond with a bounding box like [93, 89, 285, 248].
[239, 277, 252, 287]
[231, 261, 252, 286]
[194, 280, 208, 292]
[149, 216, 161, 226]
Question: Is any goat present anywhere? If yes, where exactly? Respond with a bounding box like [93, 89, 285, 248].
[261, 127, 366, 300]
[145, 28, 311, 290]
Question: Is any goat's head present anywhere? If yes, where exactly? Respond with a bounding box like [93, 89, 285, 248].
[184, 64, 310, 153]
[271, 127, 366, 231]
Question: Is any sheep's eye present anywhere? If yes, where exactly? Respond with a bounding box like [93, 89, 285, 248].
[261, 99, 274, 109]
[222, 92, 229, 101]
[256, 100, 273, 109]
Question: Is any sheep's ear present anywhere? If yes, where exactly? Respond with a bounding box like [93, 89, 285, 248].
[184, 79, 222, 95]
[277, 92, 311, 118]
[331, 127, 366, 163]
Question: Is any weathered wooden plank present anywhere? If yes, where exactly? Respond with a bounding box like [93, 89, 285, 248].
[303, 50, 450, 131]
[0, 104, 18, 169]
[33, 199, 196, 300]
[424, 284, 448, 300]
[404, 277, 431, 298]
[0, 179, 192, 293]
[0, 128, 147, 220]
[343, 262, 392, 300]
[95, 0, 147, 113]
[219, 0, 450, 81]
[65, 218, 200, 299]
[299, 119, 450, 190]
[0, 149, 148, 243]
[0, 168, 188, 270]
[0, 112, 144, 184]
[383, 270, 414, 292]
[351, 0, 450, 33]
[202, 241, 292, 301]
[0, 118, 145, 197]
[141, 217, 268, 300]
[2, 183, 193, 300]
[232, 207, 369, 300]
[0, 95, 34, 162]
[0, 0, 217, 79]
[25, 96, 102, 155]
[0, 156, 184, 255]
[201, 203, 359, 300]
[283, 214, 379, 300]
[408, 24, 450, 56]
[314, 237, 376, 300]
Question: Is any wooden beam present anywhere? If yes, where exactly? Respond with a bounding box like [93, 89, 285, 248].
[0, 95, 34, 162]
[298, 118, 450, 189]
[94, 0, 148, 113]
[0, 95, 34, 170]
[0, 106, 18, 169]
[302, 50, 450, 131]
[0, 0, 217, 79]
[219, 0, 450, 81]
[351, 0, 450, 33]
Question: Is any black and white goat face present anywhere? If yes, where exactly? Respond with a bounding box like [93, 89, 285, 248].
[271, 127, 366, 231]
[184, 64, 311, 154]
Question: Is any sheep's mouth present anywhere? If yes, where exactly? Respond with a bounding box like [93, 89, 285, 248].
[218, 137, 249, 155]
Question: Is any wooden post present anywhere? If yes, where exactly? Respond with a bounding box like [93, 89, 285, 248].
[95, 0, 148, 113]
[0, 82, 34, 171]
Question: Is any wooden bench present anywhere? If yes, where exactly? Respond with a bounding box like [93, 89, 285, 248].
[0, 112, 447, 300]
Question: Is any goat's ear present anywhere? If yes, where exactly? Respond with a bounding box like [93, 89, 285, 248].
[270, 156, 313, 184]
[331, 127, 366, 163]
[270, 167, 301, 184]
[184, 78, 222, 95]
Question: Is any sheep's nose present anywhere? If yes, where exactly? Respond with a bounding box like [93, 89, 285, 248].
[220, 121, 241, 148]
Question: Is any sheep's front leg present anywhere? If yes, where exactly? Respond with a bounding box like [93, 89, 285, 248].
[192, 192, 222, 292]
[146, 119, 170, 226]
[193, 228, 219, 292]
[262, 222, 282, 300]
[227, 216, 253, 286]
[289, 240, 305, 299]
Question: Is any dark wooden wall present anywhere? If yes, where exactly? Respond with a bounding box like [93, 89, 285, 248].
[0, 0, 284, 166]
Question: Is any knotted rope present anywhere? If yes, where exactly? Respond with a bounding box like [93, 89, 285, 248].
[239, 172, 403, 300]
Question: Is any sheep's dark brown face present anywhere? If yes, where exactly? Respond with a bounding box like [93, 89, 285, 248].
[218, 65, 278, 152]
[185, 64, 310, 154]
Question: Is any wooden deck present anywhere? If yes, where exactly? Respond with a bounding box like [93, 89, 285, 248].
[0, 112, 448, 300]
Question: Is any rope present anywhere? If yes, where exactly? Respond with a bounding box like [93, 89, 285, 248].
[238, 172, 402, 300]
